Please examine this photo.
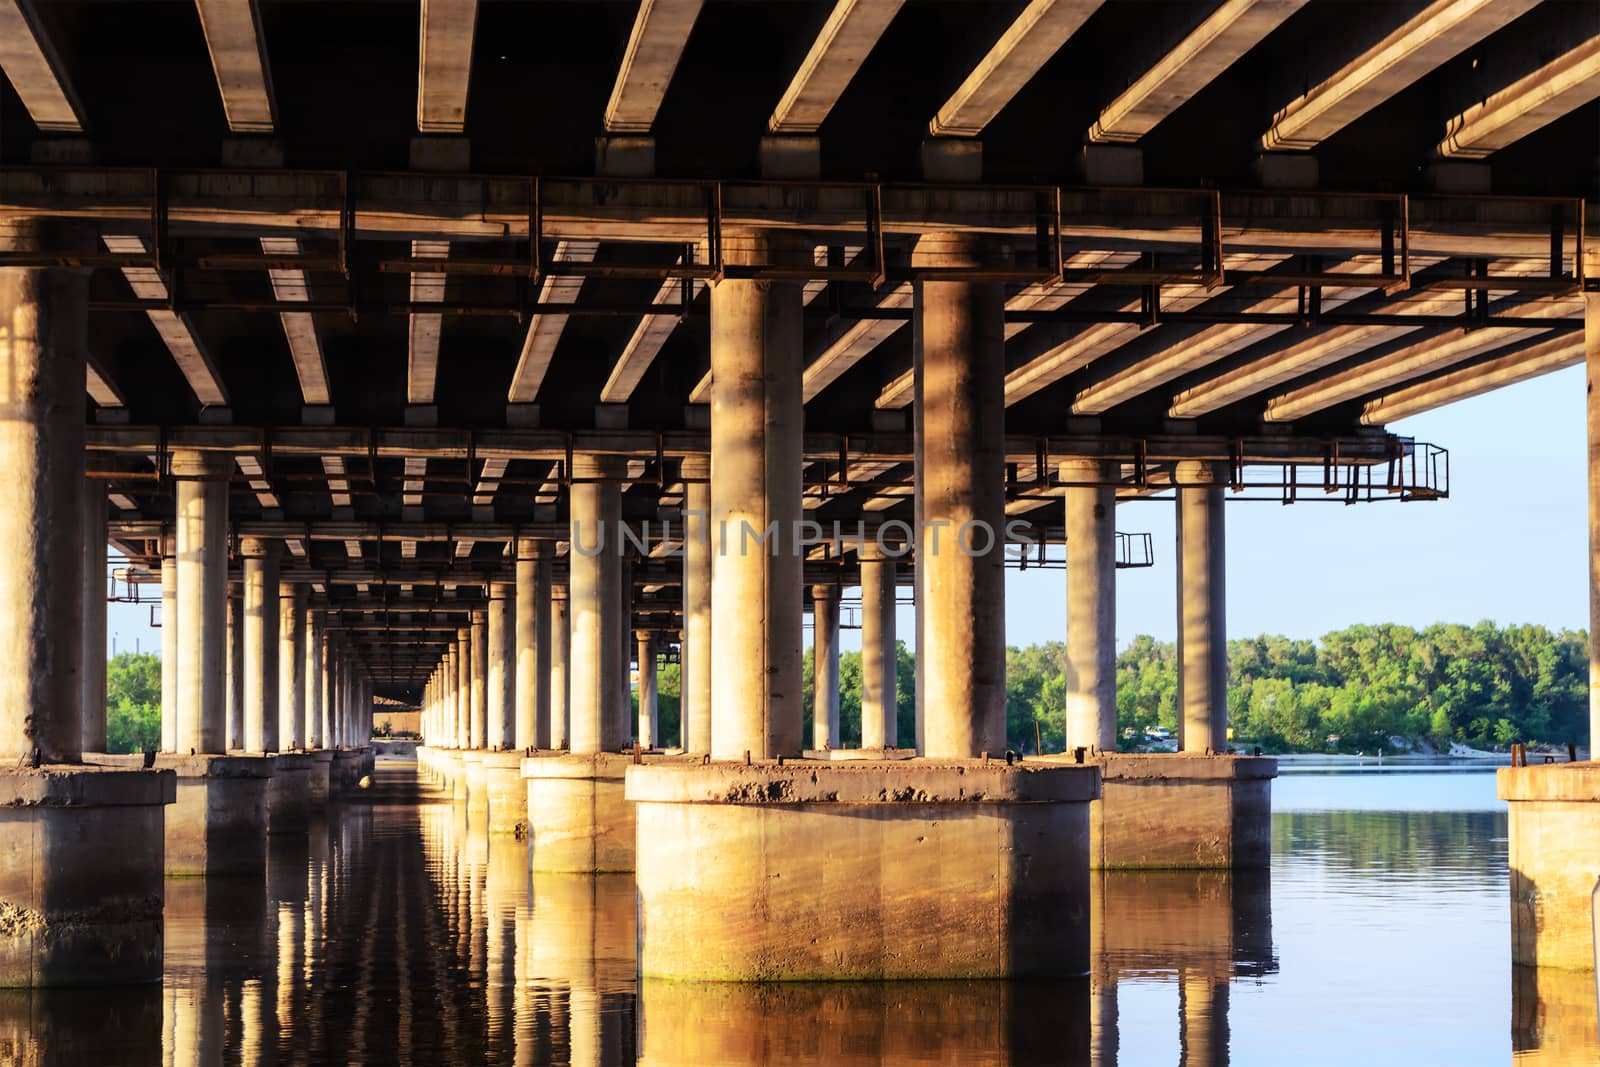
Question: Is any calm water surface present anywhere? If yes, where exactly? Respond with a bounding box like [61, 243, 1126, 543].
[3, 761, 1592, 1065]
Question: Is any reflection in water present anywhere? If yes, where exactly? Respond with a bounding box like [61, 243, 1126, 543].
[0, 765, 1585, 1065]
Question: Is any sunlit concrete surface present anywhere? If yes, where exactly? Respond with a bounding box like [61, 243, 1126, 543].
[1498, 761, 1600, 970]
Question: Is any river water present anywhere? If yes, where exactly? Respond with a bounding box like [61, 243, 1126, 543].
[4, 760, 1591, 1065]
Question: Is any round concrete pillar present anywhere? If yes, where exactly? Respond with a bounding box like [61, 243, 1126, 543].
[319, 628, 333, 747]
[304, 608, 323, 748]
[859, 548, 898, 750]
[514, 539, 552, 749]
[172, 449, 232, 755]
[1063, 458, 1119, 752]
[456, 627, 473, 748]
[617, 556, 634, 746]
[240, 538, 280, 753]
[226, 586, 244, 750]
[636, 631, 658, 749]
[708, 236, 805, 761]
[810, 585, 840, 751]
[471, 609, 488, 749]
[1176, 460, 1227, 752]
[160, 544, 179, 754]
[550, 584, 570, 750]
[680, 456, 712, 754]
[278, 582, 306, 750]
[569, 454, 626, 755]
[1587, 280, 1600, 746]
[81, 479, 107, 752]
[912, 233, 1008, 759]
[488, 582, 515, 749]
[0, 221, 87, 762]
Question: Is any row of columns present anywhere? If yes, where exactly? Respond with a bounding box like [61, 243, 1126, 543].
[419, 236, 1232, 764]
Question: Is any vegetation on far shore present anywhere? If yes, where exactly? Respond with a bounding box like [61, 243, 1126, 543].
[106, 620, 1588, 755]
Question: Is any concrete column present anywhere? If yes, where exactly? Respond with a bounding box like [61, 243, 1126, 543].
[456, 627, 472, 748]
[161, 544, 178, 753]
[443, 643, 458, 747]
[810, 585, 840, 751]
[81, 480, 107, 751]
[709, 235, 805, 761]
[488, 583, 514, 749]
[240, 538, 280, 752]
[471, 609, 488, 748]
[1176, 460, 1227, 753]
[913, 233, 1008, 758]
[514, 539, 552, 749]
[172, 449, 232, 755]
[0, 222, 86, 762]
[681, 456, 712, 754]
[615, 555, 634, 746]
[227, 587, 244, 749]
[304, 609, 322, 748]
[859, 549, 898, 749]
[550, 584, 570, 750]
[1063, 459, 1119, 752]
[1588, 279, 1600, 748]
[637, 631, 658, 748]
[569, 454, 626, 755]
[279, 582, 306, 750]
[319, 627, 333, 748]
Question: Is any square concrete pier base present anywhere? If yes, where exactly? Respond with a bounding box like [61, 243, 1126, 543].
[522, 753, 695, 872]
[1498, 762, 1600, 970]
[331, 750, 364, 795]
[1045, 753, 1277, 870]
[307, 751, 334, 806]
[95, 755, 275, 877]
[267, 753, 316, 833]
[522, 753, 635, 872]
[482, 751, 528, 836]
[461, 751, 489, 814]
[625, 759, 1101, 980]
[0, 766, 175, 987]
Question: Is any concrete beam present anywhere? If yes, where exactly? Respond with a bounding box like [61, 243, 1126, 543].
[194, 0, 276, 134]
[101, 236, 229, 408]
[769, 0, 904, 134]
[1261, 0, 1541, 151]
[1360, 332, 1581, 425]
[805, 284, 911, 403]
[1435, 33, 1600, 160]
[1169, 287, 1476, 418]
[604, 0, 705, 134]
[407, 240, 449, 405]
[260, 237, 330, 406]
[929, 0, 1103, 138]
[85, 351, 126, 409]
[0, 0, 84, 132]
[601, 275, 705, 403]
[1264, 300, 1576, 422]
[1000, 316, 1141, 409]
[417, 0, 478, 134]
[1089, 0, 1307, 145]
[506, 240, 599, 404]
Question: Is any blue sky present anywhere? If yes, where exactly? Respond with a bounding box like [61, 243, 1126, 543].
[106, 364, 1588, 660]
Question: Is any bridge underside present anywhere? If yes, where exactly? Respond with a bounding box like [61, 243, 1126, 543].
[0, 0, 1594, 986]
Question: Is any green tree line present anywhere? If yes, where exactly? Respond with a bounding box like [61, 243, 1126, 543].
[114, 621, 1588, 756]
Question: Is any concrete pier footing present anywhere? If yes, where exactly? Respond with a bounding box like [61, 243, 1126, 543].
[1057, 753, 1278, 870]
[1498, 762, 1600, 970]
[522, 753, 670, 872]
[0, 767, 175, 986]
[131, 754, 275, 877]
[461, 751, 489, 814]
[331, 749, 365, 795]
[482, 750, 529, 836]
[266, 753, 316, 833]
[626, 759, 1100, 980]
[307, 750, 334, 805]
